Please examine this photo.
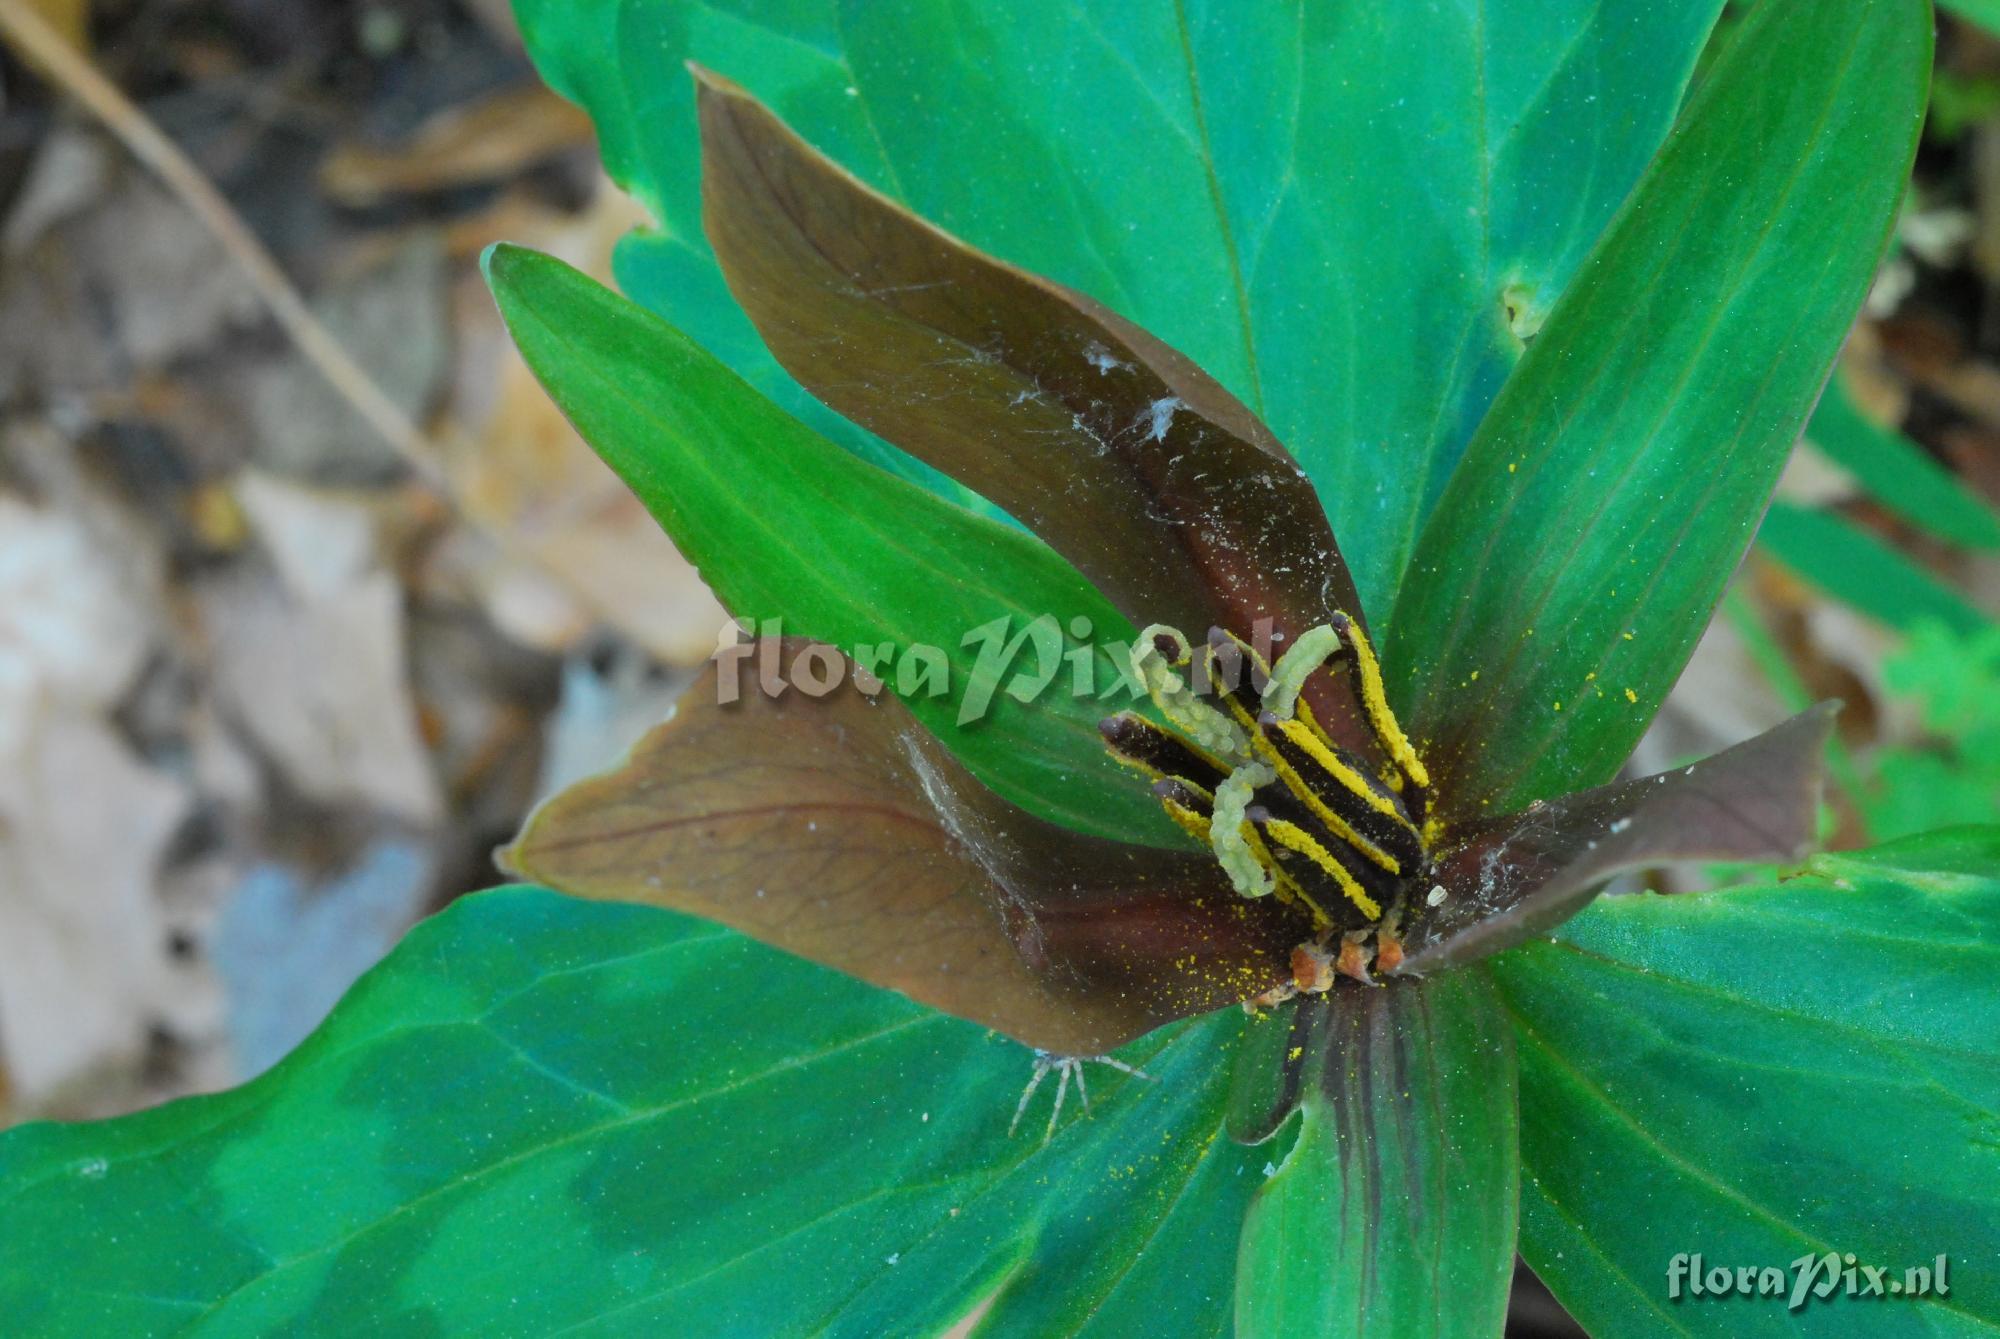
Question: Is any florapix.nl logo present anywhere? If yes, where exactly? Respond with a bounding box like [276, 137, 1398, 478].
[1668, 1252, 1951, 1311]
[709, 615, 1287, 724]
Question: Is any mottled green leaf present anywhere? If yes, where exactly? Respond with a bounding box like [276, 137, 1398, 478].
[1389, 0, 1930, 816]
[513, 0, 1723, 613]
[0, 889, 1274, 1337]
[485, 243, 1178, 845]
[1806, 372, 2000, 551]
[1759, 501, 1991, 638]
[1493, 828, 2000, 1337]
[1235, 974, 1518, 1339]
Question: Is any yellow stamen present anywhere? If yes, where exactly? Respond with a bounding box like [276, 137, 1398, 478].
[1161, 798, 1213, 844]
[1270, 718, 1414, 832]
[1249, 732, 1404, 874]
[1102, 743, 1221, 800]
[1292, 696, 1344, 757]
[1259, 819, 1384, 920]
[1337, 615, 1430, 790]
[1244, 825, 1331, 928]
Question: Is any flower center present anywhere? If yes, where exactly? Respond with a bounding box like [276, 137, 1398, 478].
[1100, 614, 1436, 989]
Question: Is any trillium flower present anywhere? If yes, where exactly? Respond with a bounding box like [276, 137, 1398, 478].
[0, 5, 1948, 1336]
[499, 71, 1832, 1072]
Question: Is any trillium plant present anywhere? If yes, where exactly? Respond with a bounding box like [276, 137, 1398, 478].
[7, 2, 1999, 1337]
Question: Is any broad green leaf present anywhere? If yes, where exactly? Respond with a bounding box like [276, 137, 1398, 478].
[1492, 829, 2000, 1337]
[1235, 974, 1519, 1339]
[1388, 0, 1930, 818]
[513, 0, 1723, 613]
[0, 888, 1275, 1337]
[1806, 372, 2000, 551]
[1870, 751, 2000, 842]
[1759, 501, 1991, 638]
[485, 244, 1178, 845]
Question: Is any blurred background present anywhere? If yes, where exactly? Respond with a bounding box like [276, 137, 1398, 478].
[0, 0, 732, 1126]
[0, 1, 1995, 1329]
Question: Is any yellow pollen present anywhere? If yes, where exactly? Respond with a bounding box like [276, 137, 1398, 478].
[1162, 798, 1213, 844]
[1270, 717, 1412, 833]
[1338, 616, 1430, 790]
[1232, 822, 1328, 926]
[1251, 733, 1404, 874]
[1259, 819, 1383, 920]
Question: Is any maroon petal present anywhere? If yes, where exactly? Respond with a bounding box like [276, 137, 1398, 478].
[694, 68, 1376, 749]
[1390, 703, 1837, 976]
[503, 640, 1297, 1054]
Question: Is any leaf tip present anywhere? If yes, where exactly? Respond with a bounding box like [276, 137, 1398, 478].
[480, 240, 525, 283]
[492, 833, 534, 884]
[686, 60, 751, 108]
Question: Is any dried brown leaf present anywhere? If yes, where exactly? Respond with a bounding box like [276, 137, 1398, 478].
[320, 86, 592, 206]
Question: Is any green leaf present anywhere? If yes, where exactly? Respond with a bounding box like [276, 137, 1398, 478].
[1388, 0, 1931, 818]
[1491, 828, 2000, 1337]
[1758, 501, 1991, 638]
[0, 888, 1275, 1337]
[1944, 0, 2000, 39]
[1866, 622, 2000, 840]
[513, 0, 1723, 613]
[485, 243, 1178, 845]
[1235, 974, 1519, 1339]
[507, 9, 982, 506]
[1806, 371, 2000, 551]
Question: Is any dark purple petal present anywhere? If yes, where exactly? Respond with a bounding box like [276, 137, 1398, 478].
[694, 68, 1378, 753]
[1390, 703, 1837, 976]
[504, 640, 1297, 1054]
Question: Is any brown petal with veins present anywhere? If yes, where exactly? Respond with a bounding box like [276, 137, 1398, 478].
[694, 67, 1377, 756]
[1391, 703, 1837, 976]
[502, 641, 1298, 1054]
